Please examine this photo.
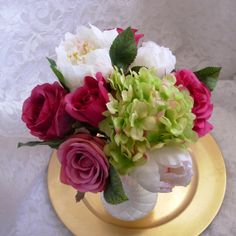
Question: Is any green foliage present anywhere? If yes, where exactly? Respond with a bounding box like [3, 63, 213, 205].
[103, 165, 128, 204]
[75, 191, 85, 203]
[194, 67, 221, 91]
[47, 57, 69, 91]
[109, 27, 137, 73]
[17, 140, 64, 149]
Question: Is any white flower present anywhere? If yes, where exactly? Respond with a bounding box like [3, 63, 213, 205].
[131, 41, 176, 78]
[130, 145, 193, 193]
[55, 24, 118, 91]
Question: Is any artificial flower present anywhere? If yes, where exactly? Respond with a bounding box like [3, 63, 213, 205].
[22, 82, 74, 140]
[57, 133, 109, 193]
[64, 72, 109, 127]
[130, 145, 192, 193]
[131, 41, 176, 77]
[175, 69, 213, 137]
[19, 24, 221, 209]
[56, 24, 118, 91]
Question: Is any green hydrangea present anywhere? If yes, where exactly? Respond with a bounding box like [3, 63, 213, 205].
[100, 68, 197, 174]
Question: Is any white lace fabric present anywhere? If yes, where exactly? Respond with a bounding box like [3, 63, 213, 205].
[0, 0, 236, 235]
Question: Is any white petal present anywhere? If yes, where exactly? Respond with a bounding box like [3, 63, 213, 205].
[129, 157, 161, 193]
[75, 24, 118, 48]
[160, 161, 193, 187]
[158, 181, 174, 193]
[55, 45, 90, 90]
[55, 46, 113, 91]
[132, 41, 176, 77]
[89, 24, 118, 48]
[85, 48, 113, 77]
[148, 145, 193, 187]
[88, 24, 104, 47]
[148, 145, 192, 167]
[76, 25, 99, 47]
[102, 29, 118, 47]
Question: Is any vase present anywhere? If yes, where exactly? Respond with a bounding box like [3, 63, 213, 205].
[101, 175, 158, 221]
[101, 146, 194, 221]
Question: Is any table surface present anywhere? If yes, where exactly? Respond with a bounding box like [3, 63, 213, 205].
[0, 1, 236, 235]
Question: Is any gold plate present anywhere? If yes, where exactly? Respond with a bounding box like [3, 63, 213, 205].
[47, 134, 226, 236]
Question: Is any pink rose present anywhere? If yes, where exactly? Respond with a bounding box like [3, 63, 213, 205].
[117, 28, 144, 45]
[22, 82, 74, 140]
[65, 72, 109, 127]
[57, 133, 109, 192]
[175, 69, 213, 137]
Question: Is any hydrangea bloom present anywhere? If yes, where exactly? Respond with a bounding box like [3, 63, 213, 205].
[100, 68, 197, 174]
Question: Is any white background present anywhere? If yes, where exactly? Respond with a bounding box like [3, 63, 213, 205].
[0, 0, 236, 235]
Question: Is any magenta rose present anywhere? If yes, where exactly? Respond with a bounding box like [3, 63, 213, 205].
[65, 72, 109, 127]
[117, 28, 144, 45]
[22, 82, 74, 140]
[57, 133, 109, 192]
[175, 69, 213, 137]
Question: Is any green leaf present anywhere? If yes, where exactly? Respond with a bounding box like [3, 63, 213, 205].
[103, 165, 128, 205]
[75, 191, 85, 203]
[109, 27, 137, 73]
[194, 67, 221, 91]
[47, 57, 56, 67]
[46, 57, 69, 91]
[17, 140, 63, 149]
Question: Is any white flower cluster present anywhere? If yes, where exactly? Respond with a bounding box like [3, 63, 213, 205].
[56, 24, 176, 91]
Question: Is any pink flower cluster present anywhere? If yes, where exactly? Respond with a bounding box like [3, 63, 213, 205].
[22, 73, 109, 193]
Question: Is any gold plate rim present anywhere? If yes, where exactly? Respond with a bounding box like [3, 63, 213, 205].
[47, 134, 226, 236]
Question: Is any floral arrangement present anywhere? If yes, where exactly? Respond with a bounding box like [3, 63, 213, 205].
[18, 25, 221, 205]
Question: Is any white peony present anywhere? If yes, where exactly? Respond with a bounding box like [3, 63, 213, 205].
[55, 24, 118, 91]
[130, 145, 193, 193]
[131, 41, 176, 78]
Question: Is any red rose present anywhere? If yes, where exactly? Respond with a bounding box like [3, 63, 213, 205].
[22, 82, 74, 140]
[58, 133, 109, 192]
[65, 72, 109, 127]
[175, 69, 213, 137]
[117, 28, 144, 45]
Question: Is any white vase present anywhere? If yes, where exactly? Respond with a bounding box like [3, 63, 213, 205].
[101, 175, 157, 221]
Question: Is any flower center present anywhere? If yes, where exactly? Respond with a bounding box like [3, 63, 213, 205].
[66, 40, 95, 65]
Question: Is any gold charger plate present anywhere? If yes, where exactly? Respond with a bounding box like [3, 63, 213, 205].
[47, 134, 226, 236]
